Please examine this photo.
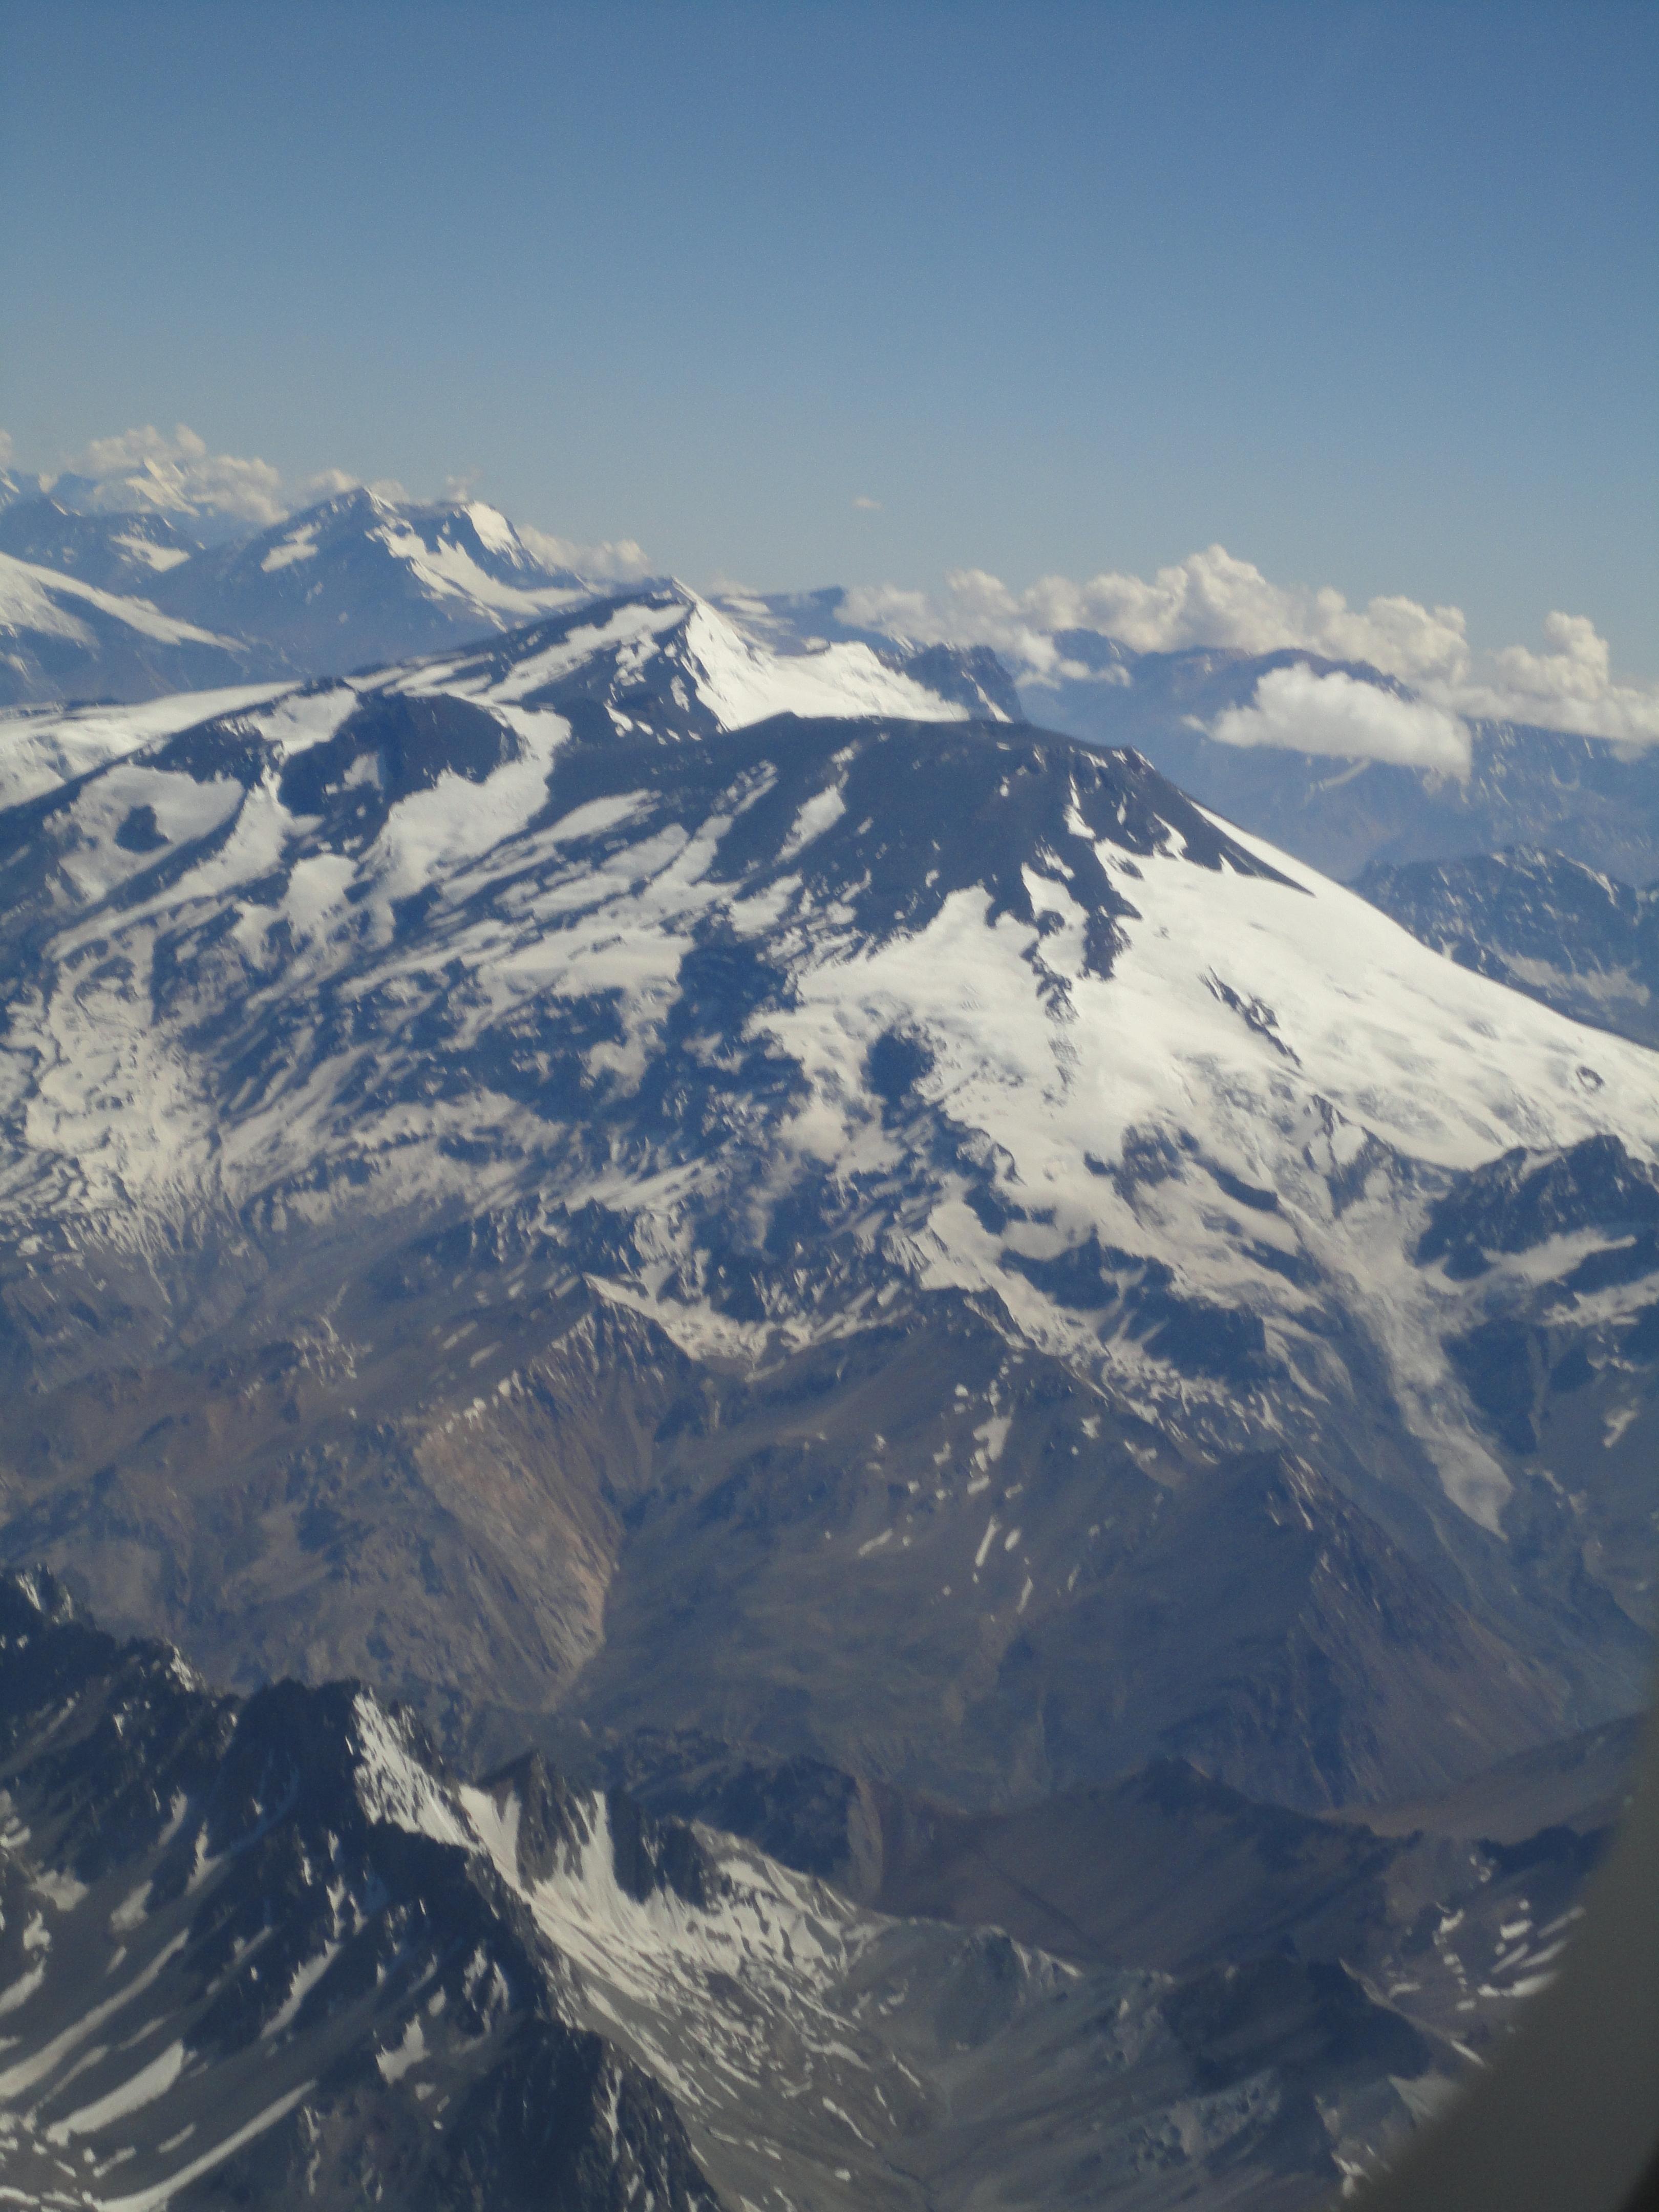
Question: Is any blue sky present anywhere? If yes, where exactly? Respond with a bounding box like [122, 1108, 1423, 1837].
[3, 1, 1655, 674]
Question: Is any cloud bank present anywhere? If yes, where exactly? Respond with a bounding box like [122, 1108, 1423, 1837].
[516, 521, 654, 584]
[57, 425, 288, 524]
[843, 546, 1472, 689]
[1211, 665, 1471, 776]
[842, 545, 1659, 759]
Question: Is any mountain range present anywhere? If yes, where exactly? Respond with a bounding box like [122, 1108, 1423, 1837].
[1356, 847, 1659, 1051]
[0, 1567, 1630, 2212]
[8, 482, 1659, 903]
[0, 481, 1653, 2204]
[992, 634, 1659, 888]
[0, 487, 593, 704]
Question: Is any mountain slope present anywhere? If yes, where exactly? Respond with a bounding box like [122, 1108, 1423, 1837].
[0, 685, 296, 813]
[1357, 846, 1659, 1050]
[0, 497, 202, 596]
[0, 1572, 1469, 2212]
[600, 1715, 1629, 2055]
[0, 651, 1652, 1817]
[0, 551, 260, 708]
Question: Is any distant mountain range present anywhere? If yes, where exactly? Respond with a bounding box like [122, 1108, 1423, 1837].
[1025, 639, 1659, 887]
[1357, 846, 1659, 1051]
[5, 482, 1659, 892]
[0, 543, 262, 704]
[0, 497, 200, 594]
[0, 486, 595, 699]
[0, 1567, 1626, 2211]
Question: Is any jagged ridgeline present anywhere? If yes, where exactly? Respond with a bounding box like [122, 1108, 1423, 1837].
[0, 614, 1655, 1830]
[0, 1570, 1506, 2211]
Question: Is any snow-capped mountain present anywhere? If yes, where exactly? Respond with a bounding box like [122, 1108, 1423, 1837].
[0, 1569, 1493, 2211]
[0, 639, 1652, 1821]
[396, 582, 1016, 730]
[139, 488, 597, 674]
[0, 492, 1027, 721]
[0, 582, 1009, 807]
[0, 550, 258, 708]
[1359, 846, 1659, 1051]
[0, 495, 202, 597]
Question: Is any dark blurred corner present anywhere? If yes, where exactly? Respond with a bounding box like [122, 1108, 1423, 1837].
[1345, 1674, 1659, 2212]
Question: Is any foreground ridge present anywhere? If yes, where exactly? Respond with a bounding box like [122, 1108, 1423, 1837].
[0, 1569, 1523, 2211]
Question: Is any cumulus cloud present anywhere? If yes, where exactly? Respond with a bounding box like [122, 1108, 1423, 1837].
[57, 424, 287, 524]
[843, 546, 1659, 760]
[290, 466, 411, 507]
[294, 465, 367, 504]
[845, 546, 1472, 688]
[1211, 665, 1471, 777]
[1455, 611, 1659, 746]
[852, 494, 882, 512]
[516, 521, 654, 583]
[840, 574, 1086, 680]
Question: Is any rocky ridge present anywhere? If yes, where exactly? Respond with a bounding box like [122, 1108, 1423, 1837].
[0, 1570, 1500, 2212]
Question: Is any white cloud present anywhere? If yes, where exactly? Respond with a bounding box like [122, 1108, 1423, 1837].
[1211, 665, 1472, 777]
[840, 575, 1081, 680]
[292, 465, 365, 504]
[58, 424, 287, 524]
[516, 521, 654, 583]
[843, 547, 1659, 756]
[852, 494, 882, 512]
[290, 467, 410, 507]
[0, 430, 14, 469]
[846, 546, 1472, 688]
[1455, 611, 1659, 746]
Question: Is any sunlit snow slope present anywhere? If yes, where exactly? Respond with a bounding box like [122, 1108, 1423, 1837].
[0, 551, 258, 707]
